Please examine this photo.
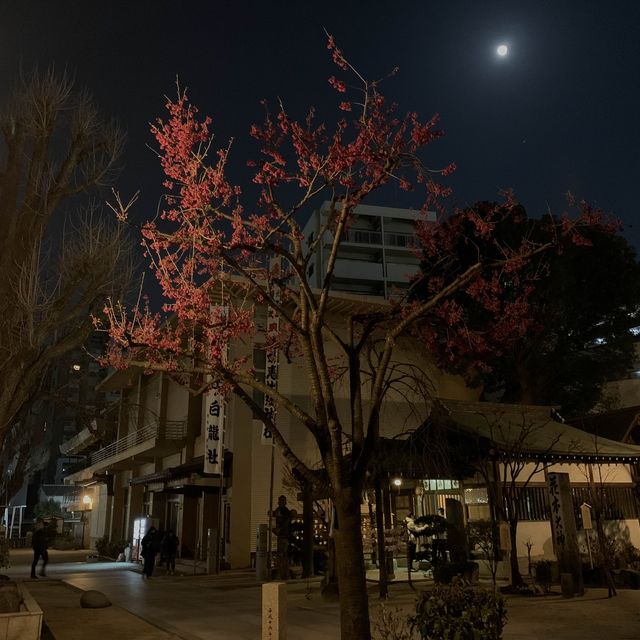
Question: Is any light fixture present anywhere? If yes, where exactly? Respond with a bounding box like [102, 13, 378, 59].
[72, 364, 81, 372]
[82, 494, 92, 507]
[392, 478, 402, 487]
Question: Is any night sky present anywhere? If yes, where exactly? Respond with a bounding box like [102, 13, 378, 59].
[2, 0, 640, 246]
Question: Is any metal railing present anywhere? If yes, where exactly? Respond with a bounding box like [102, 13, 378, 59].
[88, 420, 186, 466]
[341, 228, 416, 249]
[384, 231, 416, 248]
[343, 229, 382, 245]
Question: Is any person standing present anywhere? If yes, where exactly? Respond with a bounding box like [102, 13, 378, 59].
[141, 526, 158, 579]
[272, 495, 294, 580]
[404, 513, 417, 571]
[433, 507, 448, 563]
[162, 529, 179, 576]
[31, 519, 49, 579]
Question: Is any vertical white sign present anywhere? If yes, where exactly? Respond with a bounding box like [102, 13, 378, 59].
[204, 306, 227, 474]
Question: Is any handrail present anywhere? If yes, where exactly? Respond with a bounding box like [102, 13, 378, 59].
[88, 420, 186, 466]
[384, 231, 416, 248]
[341, 228, 416, 248]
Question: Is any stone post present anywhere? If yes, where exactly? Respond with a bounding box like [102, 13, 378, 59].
[547, 472, 584, 596]
[262, 582, 286, 640]
[256, 524, 269, 581]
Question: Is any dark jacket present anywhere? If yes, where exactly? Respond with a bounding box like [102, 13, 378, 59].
[162, 534, 179, 556]
[32, 528, 48, 552]
[141, 530, 157, 558]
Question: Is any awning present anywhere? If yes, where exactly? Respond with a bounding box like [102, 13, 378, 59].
[129, 458, 205, 486]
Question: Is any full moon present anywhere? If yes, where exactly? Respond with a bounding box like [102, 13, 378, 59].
[497, 44, 509, 57]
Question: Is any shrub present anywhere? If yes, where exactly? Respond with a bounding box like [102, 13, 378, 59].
[0, 536, 9, 569]
[373, 604, 418, 640]
[95, 536, 128, 559]
[533, 560, 554, 594]
[617, 541, 640, 570]
[51, 534, 81, 550]
[432, 561, 478, 585]
[412, 583, 506, 640]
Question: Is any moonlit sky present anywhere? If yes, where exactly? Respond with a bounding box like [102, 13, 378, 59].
[2, 0, 640, 247]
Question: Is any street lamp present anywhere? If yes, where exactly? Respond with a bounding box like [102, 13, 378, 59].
[81, 495, 92, 548]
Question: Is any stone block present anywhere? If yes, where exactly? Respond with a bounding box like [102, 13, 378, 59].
[0, 583, 21, 614]
[7, 614, 39, 640]
[80, 590, 112, 608]
[262, 582, 286, 640]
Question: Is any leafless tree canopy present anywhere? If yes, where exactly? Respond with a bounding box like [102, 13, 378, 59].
[0, 69, 132, 444]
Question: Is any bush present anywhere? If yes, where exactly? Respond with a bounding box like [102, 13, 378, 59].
[51, 534, 81, 550]
[373, 604, 418, 640]
[0, 536, 9, 569]
[432, 561, 478, 585]
[95, 536, 128, 559]
[533, 560, 554, 594]
[617, 541, 640, 570]
[412, 583, 506, 640]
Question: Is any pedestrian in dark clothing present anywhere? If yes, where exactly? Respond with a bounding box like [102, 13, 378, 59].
[141, 526, 158, 579]
[162, 529, 179, 575]
[31, 519, 49, 579]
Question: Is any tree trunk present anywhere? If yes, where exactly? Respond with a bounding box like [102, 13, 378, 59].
[301, 484, 314, 578]
[374, 477, 389, 598]
[509, 521, 523, 586]
[334, 486, 371, 640]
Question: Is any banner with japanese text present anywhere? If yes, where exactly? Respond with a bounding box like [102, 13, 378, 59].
[262, 258, 281, 445]
[203, 306, 227, 474]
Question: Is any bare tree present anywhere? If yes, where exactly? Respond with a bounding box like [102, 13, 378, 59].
[471, 409, 562, 586]
[0, 69, 132, 451]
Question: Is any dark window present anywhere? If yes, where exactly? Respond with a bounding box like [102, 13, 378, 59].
[572, 486, 638, 521]
[512, 487, 550, 521]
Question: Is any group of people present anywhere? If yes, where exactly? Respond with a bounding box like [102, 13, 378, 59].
[140, 527, 179, 579]
[405, 507, 448, 570]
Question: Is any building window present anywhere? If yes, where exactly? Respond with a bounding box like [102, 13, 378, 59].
[514, 487, 550, 521]
[572, 486, 638, 521]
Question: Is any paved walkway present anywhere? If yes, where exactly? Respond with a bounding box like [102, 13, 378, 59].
[6, 551, 640, 639]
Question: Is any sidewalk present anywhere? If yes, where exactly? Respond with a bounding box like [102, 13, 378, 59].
[26, 580, 181, 640]
[19, 564, 640, 640]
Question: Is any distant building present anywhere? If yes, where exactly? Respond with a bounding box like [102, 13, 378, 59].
[302, 202, 435, 299]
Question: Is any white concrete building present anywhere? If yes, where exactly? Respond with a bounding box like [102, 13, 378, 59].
[302, 202, 435, 299]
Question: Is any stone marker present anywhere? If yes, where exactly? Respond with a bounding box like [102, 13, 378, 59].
[80, 590, 112, 609]
[262, 582, 286, 640]
[256, 524, 269, 582]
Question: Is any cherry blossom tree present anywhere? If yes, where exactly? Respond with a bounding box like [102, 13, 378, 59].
[103, 39, 603, 640]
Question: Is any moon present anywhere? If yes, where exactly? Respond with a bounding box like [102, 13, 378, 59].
[497, 44, 509, 57]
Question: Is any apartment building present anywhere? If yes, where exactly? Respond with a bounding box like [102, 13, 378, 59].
[302, 202, 435, 299]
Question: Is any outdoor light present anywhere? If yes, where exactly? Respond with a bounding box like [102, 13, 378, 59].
[72, 364, 81, 371]
[82, 494, 92, 507]
[392, 478, 402, 487]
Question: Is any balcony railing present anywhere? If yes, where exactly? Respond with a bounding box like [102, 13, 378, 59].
[341, 228, 416, 249]
[343, 228, 382, 245]
[88, 420, 186, 467]
[384, 231, 416, 248]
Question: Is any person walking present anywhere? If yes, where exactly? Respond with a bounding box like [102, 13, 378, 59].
[162, 529, 179, 575]
[31, 519, 49, 579]
[141, 526, 158, 579]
